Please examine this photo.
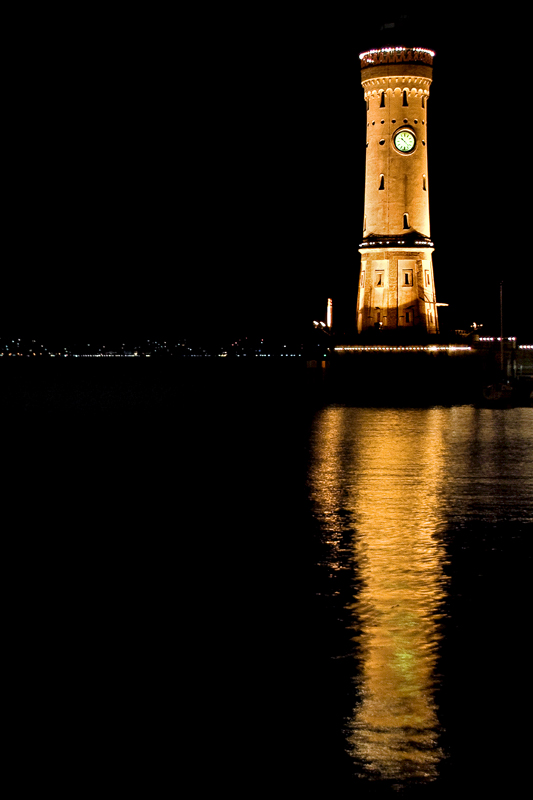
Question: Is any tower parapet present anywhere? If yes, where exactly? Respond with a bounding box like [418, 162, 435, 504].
[360, 47, 434, 68]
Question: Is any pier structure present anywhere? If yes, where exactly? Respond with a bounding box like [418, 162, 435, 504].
[357, 47, 439, 335]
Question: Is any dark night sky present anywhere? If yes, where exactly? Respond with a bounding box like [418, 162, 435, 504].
[5, 9, 532, 344]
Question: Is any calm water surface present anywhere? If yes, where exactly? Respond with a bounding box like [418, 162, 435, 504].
[8, 366, 532, 795]
[307, 405, 532, 795]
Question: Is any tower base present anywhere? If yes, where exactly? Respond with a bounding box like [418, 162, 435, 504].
[357, 247, 439, 335]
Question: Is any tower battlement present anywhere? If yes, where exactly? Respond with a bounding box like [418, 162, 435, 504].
[360, 47, 434, 69]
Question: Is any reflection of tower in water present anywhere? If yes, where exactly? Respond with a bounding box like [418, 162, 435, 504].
[309, 408, 448, 785]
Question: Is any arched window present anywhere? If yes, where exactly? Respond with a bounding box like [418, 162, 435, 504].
[403, 213, 409, 229]
[379, 174, 385, 190]
[380, 91, 386, 108]
[403, 90, 408, 107]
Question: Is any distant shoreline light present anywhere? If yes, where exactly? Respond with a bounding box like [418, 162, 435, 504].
[335, 345, 470, 353]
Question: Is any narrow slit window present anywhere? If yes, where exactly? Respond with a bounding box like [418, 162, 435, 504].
[425, 271, 430, 286]
[380, 91, 385, 108]
[405, 310, 411, 323]
[403, 213, 409, 229]
[421, 95, 425, 108]
[403, 271, 413, 286]
[376, 272, 383, 286]
[403, 90, 408, 106]
[379, 174, 385, 190]
[360, 270, 365, 287]
[423, 174, 427, 191]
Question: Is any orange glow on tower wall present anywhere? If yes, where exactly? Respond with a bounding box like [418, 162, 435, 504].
[357, 47, 439, 334]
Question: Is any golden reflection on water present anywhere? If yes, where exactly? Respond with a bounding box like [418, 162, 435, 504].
[309, 407, 449, 785]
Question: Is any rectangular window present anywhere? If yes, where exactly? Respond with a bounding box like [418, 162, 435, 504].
[425, 271, 430, 286]
[405, 311, 411, 323]
[360, 271, 365, 288]
[403, 271, 413, 286]
[376, 271, 384, 286]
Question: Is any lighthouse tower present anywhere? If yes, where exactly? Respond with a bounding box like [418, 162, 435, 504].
[357, 47, 439, 335]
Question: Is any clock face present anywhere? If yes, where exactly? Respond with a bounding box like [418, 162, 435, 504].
[394, 130, 416, 153]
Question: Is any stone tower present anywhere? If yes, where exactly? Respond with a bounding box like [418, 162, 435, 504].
[357, 47, 439, 335]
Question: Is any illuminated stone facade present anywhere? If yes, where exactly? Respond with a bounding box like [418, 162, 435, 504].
[357, 48, 439, 334]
